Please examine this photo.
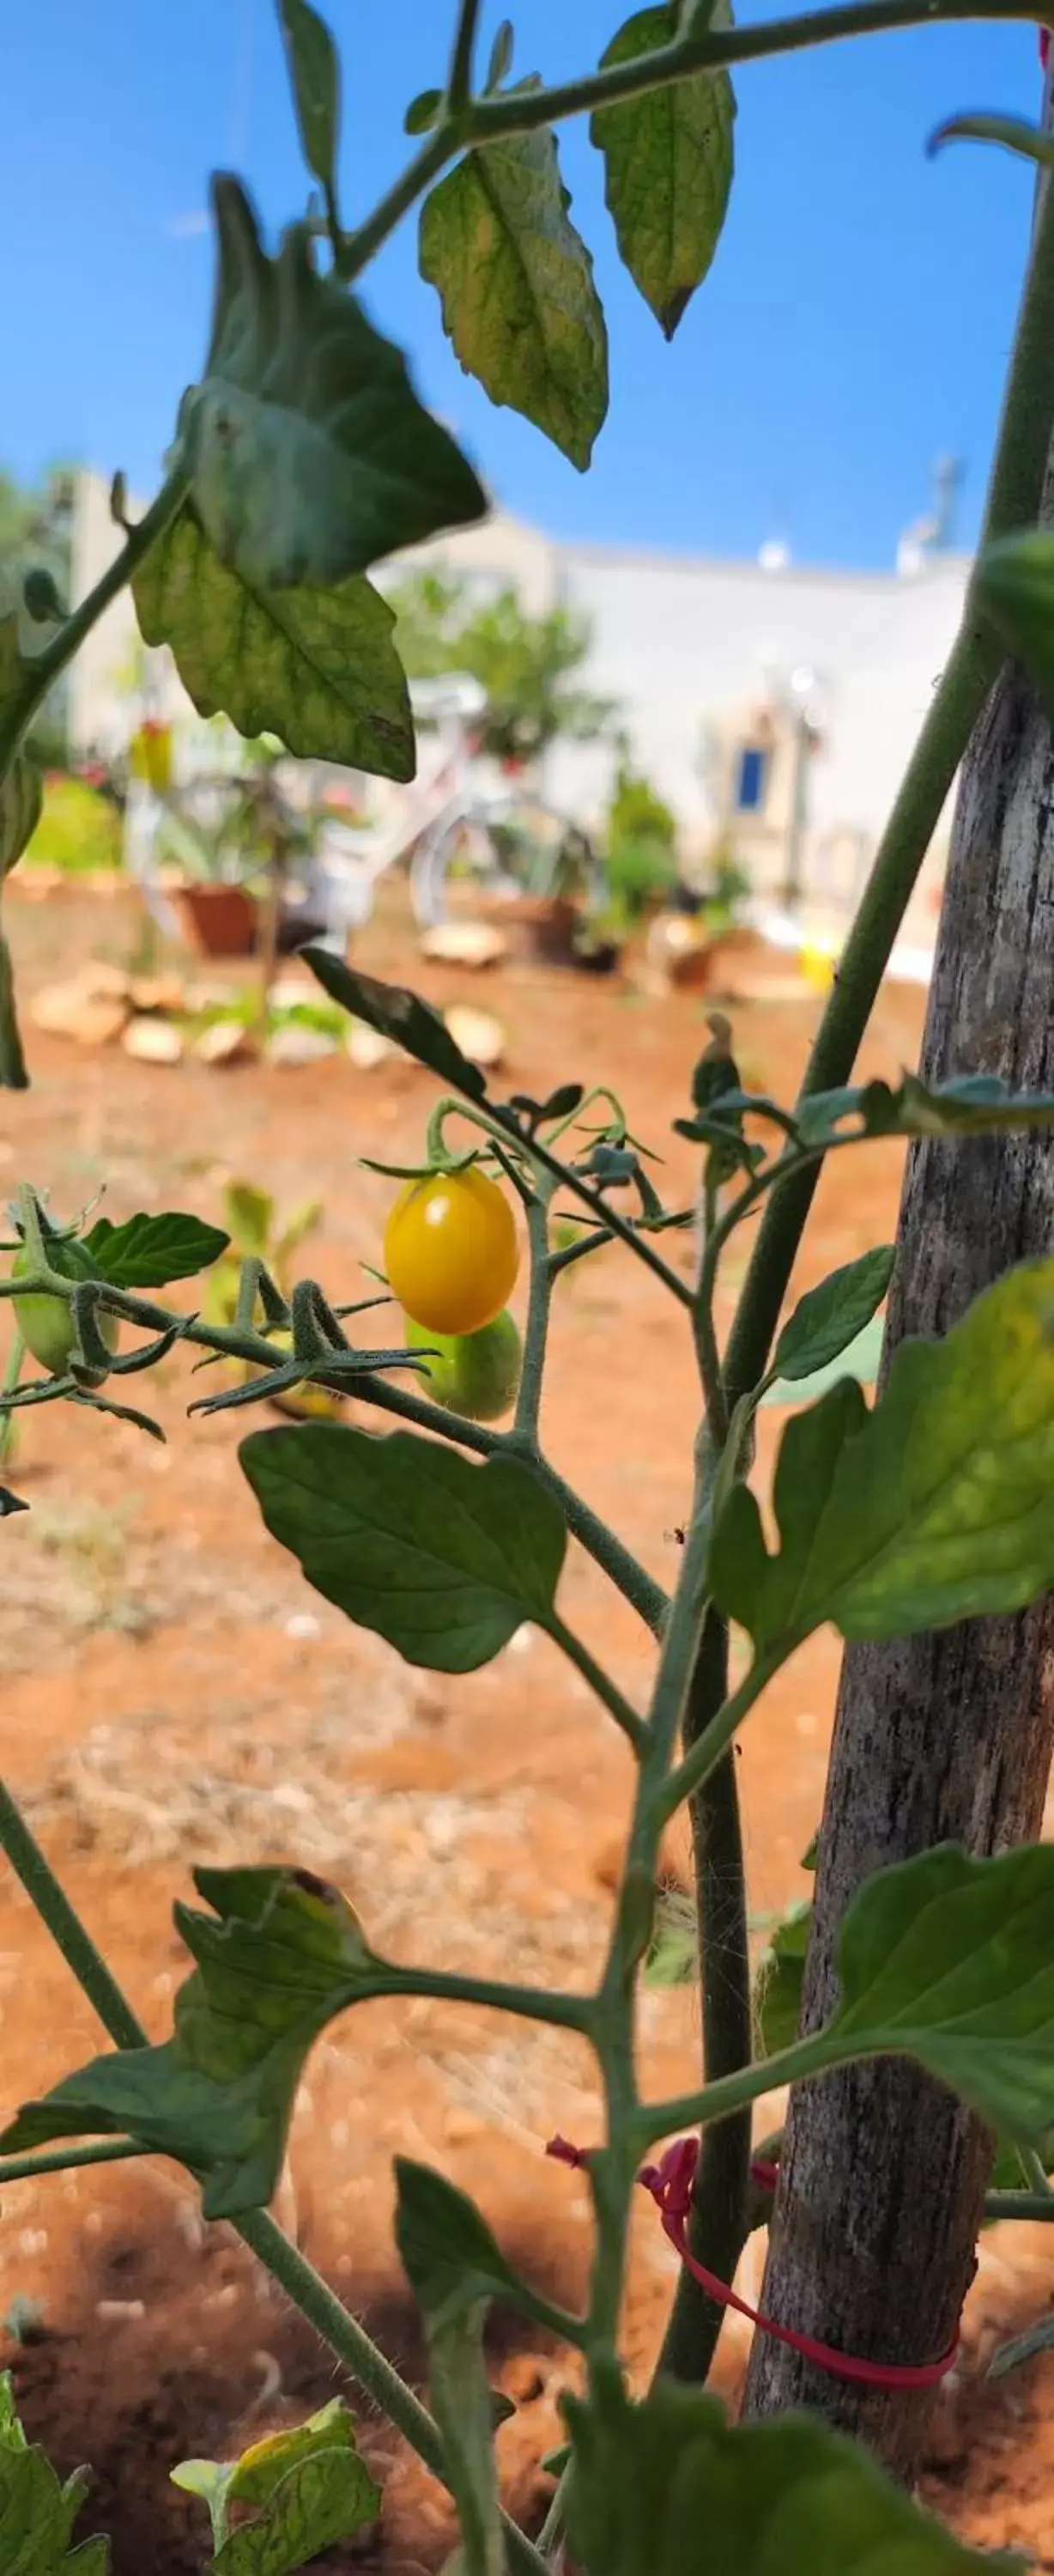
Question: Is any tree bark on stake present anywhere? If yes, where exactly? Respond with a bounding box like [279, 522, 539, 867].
[744, 206, 1054, 2479]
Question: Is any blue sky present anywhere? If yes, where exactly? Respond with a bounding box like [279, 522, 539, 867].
[1, 2, 1041, 569]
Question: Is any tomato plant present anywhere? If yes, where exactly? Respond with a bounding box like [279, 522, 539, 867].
[4, 5, 1054, 2573]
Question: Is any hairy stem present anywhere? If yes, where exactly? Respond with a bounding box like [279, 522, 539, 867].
[446, 0, 485, 107]
[332, 1, 1046, 289]
[0, 1780, 547, 2574]
[238, 2209, 548, 2576]
[4, 470, 187, 768]
[548, 1613, 647, 1756]
[656, 1609, 751, 2383]
[513, 1190, 555, 1443]
[0, 2138, 152, 2185]
[0, 1781, 148, 2052]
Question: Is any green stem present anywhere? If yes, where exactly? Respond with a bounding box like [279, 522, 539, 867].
[507, 1121, 694, 1308]
[547, 1613, 647, 1757]
[468, 0, 1045, 133]
[0, 2138, 152, 2185]
[726, 133, 1054, 1406]
[446, 0, 485, 107]
[0, 1779, 549, 2576]
[0, 1781, 148, 2051]
[984, 2189, 1054, 2220]
[338, 128, 457, 279]
[512, 1191, 555, 1443]
[330, 1, 1047, 290]
[0, 1260, 669, 1637]
[638, 2030, 847, 2150]
[656, 1608, 751, 2385]
[4, 471, 186, 766]
[694, 1176, 730, 1441]
[377, 1964, 594, 2033]
[658, 1655, 785, 1826]
[334, 1370, 669, 1637]
[237, 2210, 548, 2576]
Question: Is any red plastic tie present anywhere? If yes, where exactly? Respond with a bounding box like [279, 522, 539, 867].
[547, 2136, 959, 2391]
[640, 2138, 959, 2391]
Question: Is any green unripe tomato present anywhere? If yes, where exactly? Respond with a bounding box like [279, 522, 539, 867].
[11, 1236, 118, 1379]
[404, 1307, 522, 1424]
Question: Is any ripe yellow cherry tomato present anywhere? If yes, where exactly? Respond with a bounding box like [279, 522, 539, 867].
[384, 1166, 518, 1335]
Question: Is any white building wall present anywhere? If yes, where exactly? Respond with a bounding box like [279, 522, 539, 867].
[67, 470, 966, 932]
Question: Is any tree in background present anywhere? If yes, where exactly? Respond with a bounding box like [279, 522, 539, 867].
[390, 568, 619, 764]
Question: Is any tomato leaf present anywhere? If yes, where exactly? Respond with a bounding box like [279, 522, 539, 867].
[988, 2312, 1054, 2379]
[827, 1843, 1054, 2146]
[277, 0, 341, 199]
[793, 1066, 1054, 1151]
[591, 4, 735, 338]
[179, 176, 486, 589]
[176, 2399, 379, 2576]
[134, 506, 415, 781]
[753, 1899, 810, 2057]
[396, 2165, 512, 2576]
[82, 1212, 230, 1290]
[0, 754, 41, 884]
[770, 1247, 893, 1387]
[302, 951, 488, 1097]
[976, 529, 1054, 715]
[711, 1260, 1054, 1656]
[239, 1424, 566, 1671]
[419, 92, 609, 469]
[0, 2368, 110, 2573]
[396, 2160, 526, 2332]
[760, 1311, 884, 1410]
[404, 88, 442, 134]
[209, 2450, 378, 2576]
[0, 1867, 397, 2220]
[565, 2371, 1011, 2576]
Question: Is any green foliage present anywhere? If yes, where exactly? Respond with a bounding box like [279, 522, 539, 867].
[711, 1259, 1054, 1657]
[390, 570, 616, 762]
[1, 758, 44, 878]
[21, 776, 118, 877]
[768, 1247, 894, 1387]
[395, 2160, 527, 2329]
[0, 2368, 110, 2573]
[134, 507, 415, 780]
[419, 100, 609, 469]
[179, 176, 486, 590]
[591, 4, 735, 338]
[396, 2164, 518, 2576]
[976, 528, 1054, 714]
[239, 1423, 566, 1671]
[82, 1212, 230, 1290]
[173, 2399, 379, 2573]
[304, 949, 488, 1095]
[564, 2372, 1008, 2576]
[0, 1866, 393, 2219]
[277, 0, 342, 201]
[761, 1311, 885, 1409]
[606, 763, 676, 852]
[753, 1899, 810, 2056]
[604, 833, 679, 925]
[827, 1843, 1054, 2145]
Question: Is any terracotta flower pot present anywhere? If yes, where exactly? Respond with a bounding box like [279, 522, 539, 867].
[176, 884, 259, 959]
